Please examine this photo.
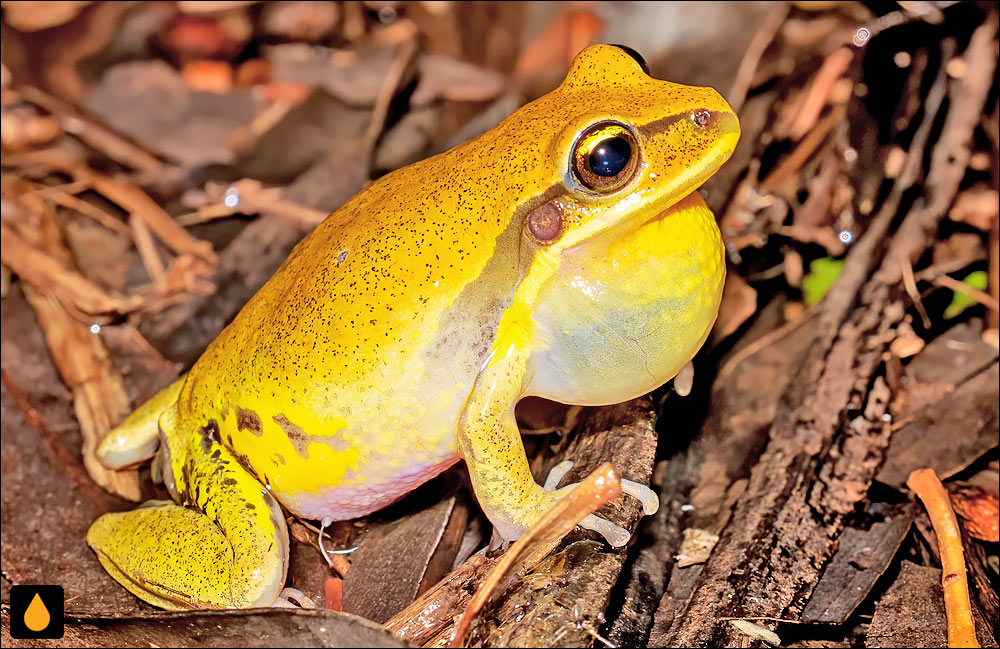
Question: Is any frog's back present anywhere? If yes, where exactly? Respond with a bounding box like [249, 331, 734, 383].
[178, 130, 535, 518]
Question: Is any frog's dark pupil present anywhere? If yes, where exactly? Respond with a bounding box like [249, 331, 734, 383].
[588, 137, 631, 177]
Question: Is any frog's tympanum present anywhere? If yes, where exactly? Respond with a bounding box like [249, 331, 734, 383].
[88, 44, 739, 609]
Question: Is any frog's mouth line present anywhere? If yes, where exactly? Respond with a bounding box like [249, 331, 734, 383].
[643, 127, 737, 218]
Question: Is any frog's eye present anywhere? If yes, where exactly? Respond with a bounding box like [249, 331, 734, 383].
[571, 122, 640, 193]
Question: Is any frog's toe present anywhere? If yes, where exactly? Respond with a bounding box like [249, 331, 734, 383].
[543, 460, 575, 491]
[579, 513, 631, 547]
[274, 588, 317, 609]
[539, 462, 656, 547]
[544, 461, 658, 515]
[621, 478, 659, 515]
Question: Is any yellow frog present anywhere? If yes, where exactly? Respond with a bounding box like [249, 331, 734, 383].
[87, 44, 738, 609]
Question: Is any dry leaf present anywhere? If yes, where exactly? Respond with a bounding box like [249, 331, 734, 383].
[949, 483, 1000, 543]
[949, 187, 999, 231]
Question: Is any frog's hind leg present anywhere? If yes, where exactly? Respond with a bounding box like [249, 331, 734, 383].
[87, 415, 289, 610]
[97, 375, 186, 469]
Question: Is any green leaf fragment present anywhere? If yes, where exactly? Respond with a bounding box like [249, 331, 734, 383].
[944, 270, 988, 319]
[802, 257, 845, 306]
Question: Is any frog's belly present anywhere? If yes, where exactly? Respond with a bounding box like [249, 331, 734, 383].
[213, 357, 472, 522]
[278, 454, 462, 520]
[217, 402, 464, 521]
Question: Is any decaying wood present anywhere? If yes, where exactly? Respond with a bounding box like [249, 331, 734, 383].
[959, 513, 1000, 637]
[387, 398, 657, 648]
[800, 502, 914, 624]
[451, 463, 622, 648]
[608, 298, 814, 647]
[877, 362, 999, 487]
[649, 18, 998, 646]
[867, 561, 998, 649]
[470, 399, 658, 648]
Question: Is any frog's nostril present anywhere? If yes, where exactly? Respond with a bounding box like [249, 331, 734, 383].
[692, 109, 712, 127]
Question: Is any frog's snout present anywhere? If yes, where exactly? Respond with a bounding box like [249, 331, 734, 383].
[700, 108, 740, 141]
[687, 89, 740, 141]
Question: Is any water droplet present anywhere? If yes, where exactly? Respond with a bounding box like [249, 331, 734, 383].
[24, 593, 50, 632]
[224, 187, 239, 208]
[839, 230, 854, 244]
[377, 6, 396, 23]
[853, 27, 871, 47]
[89, 323, 101, 334]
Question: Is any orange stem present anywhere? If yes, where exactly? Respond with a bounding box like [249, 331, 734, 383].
[907, 468, 979, 648]
[448, 462, 622, 647]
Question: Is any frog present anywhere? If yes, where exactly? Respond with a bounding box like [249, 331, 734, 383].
[87, 44, 739, 610]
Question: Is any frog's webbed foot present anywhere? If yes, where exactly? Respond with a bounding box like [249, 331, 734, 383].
[542, 460, 659, 548]
[87, 435, 289, 610]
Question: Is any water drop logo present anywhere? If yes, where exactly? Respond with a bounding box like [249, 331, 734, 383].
[10, 585, 64, 639]
[24, 593, 50, 631]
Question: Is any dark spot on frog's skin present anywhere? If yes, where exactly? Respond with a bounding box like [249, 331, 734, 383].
[273, 413, 352, 459]
[198, 420, 220, 453]
[245, 502, 256, 511]
[236, 408, 263, 436]
[273, 414, 310, 458]
[222, 477, 238, 487]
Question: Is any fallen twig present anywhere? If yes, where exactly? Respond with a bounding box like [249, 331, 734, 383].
[448, 463, 622, 647]
[906, 468, 980, 649]
[19, 86, 166, 175]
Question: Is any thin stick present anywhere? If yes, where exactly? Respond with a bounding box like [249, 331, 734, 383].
[902, 260, 933, 329]
[364, 36, 419, 167]
[448, 463, 622, 647]
[930, 273, 1000, 313]
[906, 468, 979, 649]
[727, 2, 789, 112]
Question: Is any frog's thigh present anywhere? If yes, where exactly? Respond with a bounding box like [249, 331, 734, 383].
[87, 444, 288, 610]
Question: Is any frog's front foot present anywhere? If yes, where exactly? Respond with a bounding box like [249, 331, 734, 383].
[542, 460, 659, 548]
[273, 588, 317, 609]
